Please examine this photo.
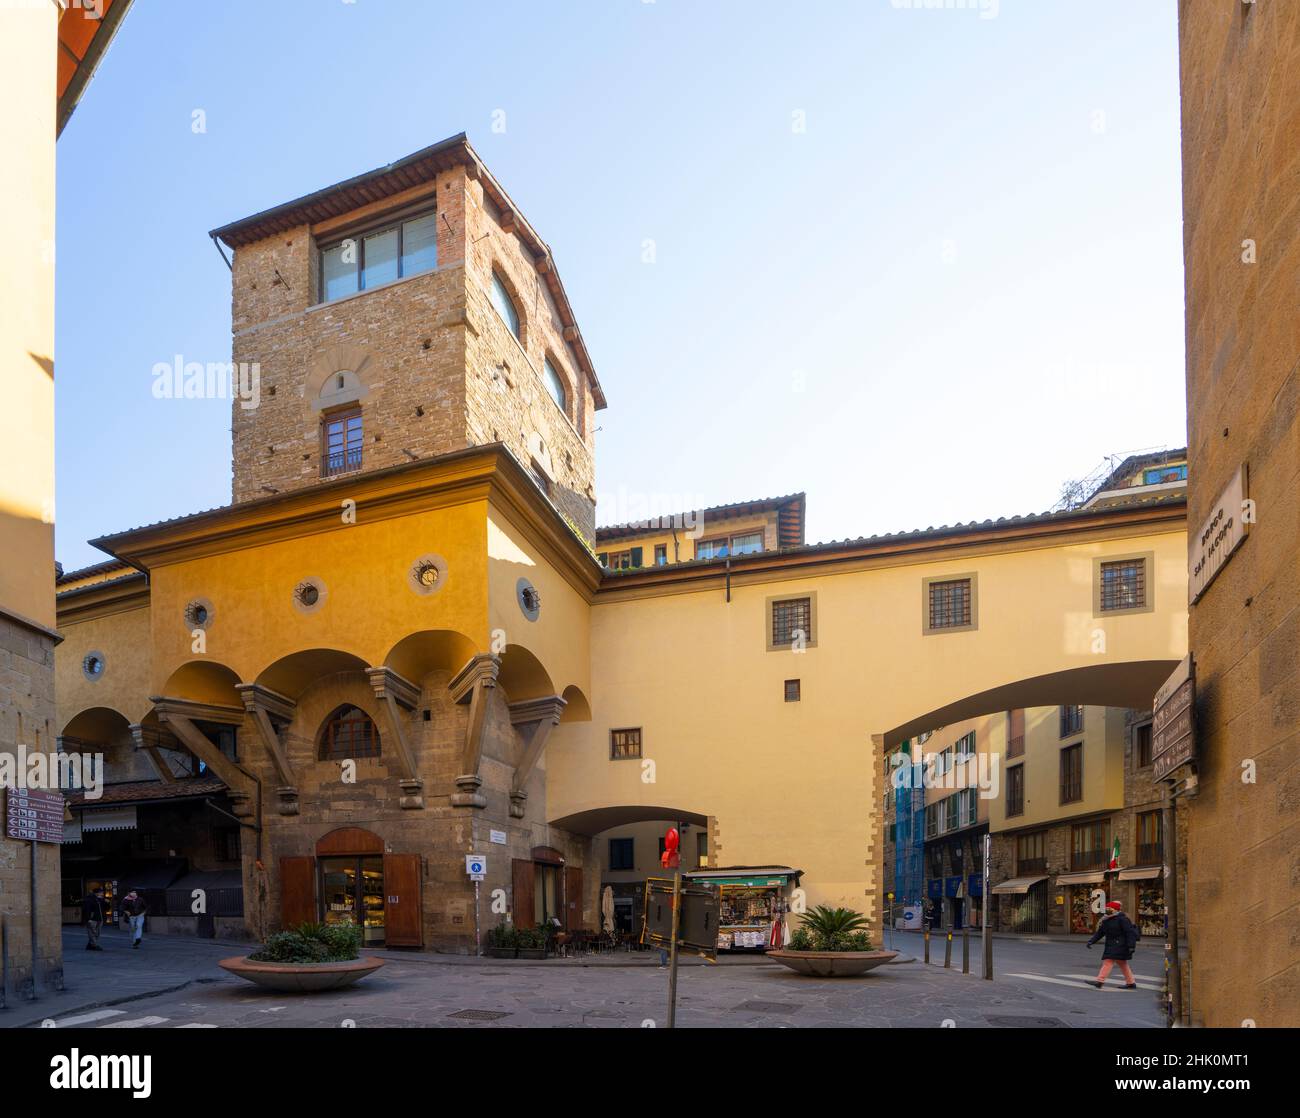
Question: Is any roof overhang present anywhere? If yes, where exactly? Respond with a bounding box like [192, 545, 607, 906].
[57, 0, 133, 138]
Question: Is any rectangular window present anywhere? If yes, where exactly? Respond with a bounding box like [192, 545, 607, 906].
[322, 408, 363, 477]
[1099, 558, 1147, 611]
[608, 838, 634, 871]
[1060, 743, 1083, 804]
[925, 803, 938, 839]
[1006, 764, 1024, 817]
[956, 731, 976, 762]
[927, 577, 973, 630]
[784, 679, 801, 702]
[605, 549, 641, 571]
[1137, 810, 1162, 864]
[730, 532, 763, 555]
[1007, 708, 1025, 758]
[609, 728, 642, 761]
[654, 544, 668, 566]
[1071, 820, 1109, 871]
[1016, 830, 1046, 874]
[944, 794, 960, 833]
[1059, 705, 1084, 737]
[1136, 722, 1153, 767]
[695, 538, 729, 560]
[696, 831, 707, 864]
[317, 209, 440, 304]
[1142, 464, 1187, 485]
[962, 787, 978, 827]
[770, 597, 812, 647]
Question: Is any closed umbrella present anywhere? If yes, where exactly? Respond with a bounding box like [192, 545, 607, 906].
[601, 885, 615, 933]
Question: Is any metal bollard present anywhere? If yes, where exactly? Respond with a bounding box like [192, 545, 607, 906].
[944, 930, 953, 968]
[923, 925, 931, 964]
[962, 923, 970, 974]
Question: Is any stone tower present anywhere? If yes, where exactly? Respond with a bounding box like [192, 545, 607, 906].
[211, 134, 605, 538]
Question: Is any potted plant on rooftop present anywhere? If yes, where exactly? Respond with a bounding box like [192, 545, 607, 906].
[219, 922, 384, 992]
[767, 905, 898, 977]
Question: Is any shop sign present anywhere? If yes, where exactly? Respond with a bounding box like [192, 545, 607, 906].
[5, 788, 65, 844]
[1153, 655, 1196, 781]
[1189, 465, 1249, 604]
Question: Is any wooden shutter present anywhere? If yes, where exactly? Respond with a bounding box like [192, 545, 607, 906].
[630, 546, 643, 568]
[382, 853, 423, 947]
[564, 866, 583, 931]
[279, 856, 317, 929]
[512, 858, 535, 928]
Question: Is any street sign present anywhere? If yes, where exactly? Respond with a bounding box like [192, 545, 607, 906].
[642, 877, 720, 960]
[1189, 465, 1248, 604]
[5, 788, 65, 844]
[1153, 655, 1196, 781]
[489, 829, 507, 845]
[465, 854, 486, 881]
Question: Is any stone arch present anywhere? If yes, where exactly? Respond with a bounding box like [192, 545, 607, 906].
[383, 629, 478, 685]
[157, 660, 244, 708]
[559, 684, 592, 723]
[304, 342, 376, 412]
[549, 804, 710, 836]
[255, 647, 372, 702]
[497, 643, 556, 704]
[314, 702, 383, 762]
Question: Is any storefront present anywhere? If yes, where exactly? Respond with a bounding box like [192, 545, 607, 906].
[1056, 871, 1107, 934]
[1119, 866, 1165, 936]
[684, 866, 801, 952]
[991, 874, 1048, 933]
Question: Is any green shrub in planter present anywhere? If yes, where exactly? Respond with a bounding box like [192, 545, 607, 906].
[250, 922, 362, 964]
[791, 906, 874, 953]
[486, 923, 518, 950]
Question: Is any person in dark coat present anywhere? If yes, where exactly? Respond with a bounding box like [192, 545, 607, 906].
[122, 890, 148, 948]
[1087, 899, 1139, 988]
[82, 887, 106, 951]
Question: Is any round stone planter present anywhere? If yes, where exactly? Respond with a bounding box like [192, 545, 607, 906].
[765, 949, 898, 977]
[218, 955, 385, 992]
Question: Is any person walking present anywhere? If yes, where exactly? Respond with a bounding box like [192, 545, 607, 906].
[82, 886, 106, 951]
[122, 890, 148, 949]
[1087, 899, 1139, 988]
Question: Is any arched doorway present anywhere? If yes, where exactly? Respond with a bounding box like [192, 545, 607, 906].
[278, 826, 423, 947]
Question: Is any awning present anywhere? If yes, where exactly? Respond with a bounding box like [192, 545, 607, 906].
[1118, 866, 1163, 881]
[81, 806, 137, 833]
[991, 875, 1047, 895]
[685, 866, 801, 888]
[1055, 871, 1105, 885]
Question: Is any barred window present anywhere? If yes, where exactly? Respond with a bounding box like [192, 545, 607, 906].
[928, 578, 972, 629]
[610, 727, 642, 761]
[784, 679, 801, 702]
[321, 408, 363, 477]
[318, 705, 380, 760]
[771, 597, 812, 647]
[1100, 558, 1146, 611]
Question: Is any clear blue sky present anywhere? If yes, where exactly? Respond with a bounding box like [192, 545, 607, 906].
[55, 0, 1187, 570]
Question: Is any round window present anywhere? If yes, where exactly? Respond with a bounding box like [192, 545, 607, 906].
[82, 651, 106, 681]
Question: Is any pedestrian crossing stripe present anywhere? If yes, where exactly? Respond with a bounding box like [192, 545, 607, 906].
[52, 1009, 126, 1027]
[100, 1015, 170, 1028]
[1005, 972, 1160, 992]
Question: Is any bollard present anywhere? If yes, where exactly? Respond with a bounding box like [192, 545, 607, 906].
[923, 925, 931, 965]
[962, 923, 970, 974]
[944, 930, 953, 968]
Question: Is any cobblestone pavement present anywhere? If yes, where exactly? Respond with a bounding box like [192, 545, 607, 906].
[6, 928, 1164, 1029]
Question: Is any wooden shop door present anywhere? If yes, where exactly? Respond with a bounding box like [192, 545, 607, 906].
[512, 858, 535, 927]
[280, 856, 317, 928]
[383, 853, 423, 947]
[564, 866, 583, 931]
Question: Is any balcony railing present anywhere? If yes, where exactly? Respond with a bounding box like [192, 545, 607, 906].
[323, 448, 363, 477]
[1072, 848, 1109, 871]
[1018, 857, 1047, 874]
[1137, 842, 1163, 865]
[1007, 734, 1025, 758]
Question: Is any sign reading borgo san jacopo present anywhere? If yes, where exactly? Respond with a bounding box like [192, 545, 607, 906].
[1188, 464, 1249, 604]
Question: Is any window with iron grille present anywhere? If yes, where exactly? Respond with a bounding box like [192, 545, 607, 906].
[318, 704, 381, 760]
[784, 679, 801, 702]
[1006, 764, 1024, 817]
[1100, 558, 1146, 611]
[321, 407, 363, 477]
[771, 597, 812, 647]
[1071, 820, 1109, 871]
[1059, 704, 1084, 737]
[928, 578, 972, 629]
[1060, 743, 1083, 804]
[1016, 830, 1046, 873]
[610, 727, 642, 760]
[608, 837, 634, 870]
[1137, 810, 1163, 864]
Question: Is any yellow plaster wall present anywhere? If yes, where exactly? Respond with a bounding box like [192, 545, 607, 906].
[57, 604, 154, 729]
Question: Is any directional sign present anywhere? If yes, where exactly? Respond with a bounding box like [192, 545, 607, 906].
[465, 854, 486, 881]
[1153, 655, 1196, 781]
[5, 788, 65, 844]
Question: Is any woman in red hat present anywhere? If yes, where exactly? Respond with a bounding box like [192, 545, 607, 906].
[1086, 899, 1140, 989]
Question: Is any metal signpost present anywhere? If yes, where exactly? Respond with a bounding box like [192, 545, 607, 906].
[982, 832, 992, 979]
[5, 788, 65, 1003]
[465, 853, 486, 956]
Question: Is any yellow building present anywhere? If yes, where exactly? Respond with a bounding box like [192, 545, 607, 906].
[52, 139, 1191, 954]
[1, 0, 131, 1004]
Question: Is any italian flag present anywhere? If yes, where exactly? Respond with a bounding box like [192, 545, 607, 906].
[1107, 836, 1121, 871]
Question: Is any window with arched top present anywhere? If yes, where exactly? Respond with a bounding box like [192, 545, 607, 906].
[317, 705, 381, 761]
[490, 271, 521, 339]
[542, 357, 567, 414]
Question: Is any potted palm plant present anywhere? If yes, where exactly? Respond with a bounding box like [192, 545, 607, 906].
[767, 906, 898, 977]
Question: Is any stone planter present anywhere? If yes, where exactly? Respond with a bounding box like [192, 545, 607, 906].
[516, 947, 546, 960]
[486, 946, 517, 959]
[218, 955, 385, 992]
[765, 949, 898, 977]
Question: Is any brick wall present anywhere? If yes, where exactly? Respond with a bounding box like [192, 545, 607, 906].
[1178, 0, 1300, 1027]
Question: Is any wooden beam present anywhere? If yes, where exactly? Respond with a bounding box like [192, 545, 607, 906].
[308, 179, 439, 239]
[152, 702, 255, 815]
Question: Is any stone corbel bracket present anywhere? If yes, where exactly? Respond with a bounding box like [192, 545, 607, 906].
[366, 666, 424, 809]
[127, 725, 177, 785]
[507, 695, 567, 819]
[235, 683, 300, 815]
[447, 652, 501, 809]
[150, 696, 256, 818]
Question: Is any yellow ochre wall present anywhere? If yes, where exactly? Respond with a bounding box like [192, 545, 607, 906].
[552, 525, 1188, 926]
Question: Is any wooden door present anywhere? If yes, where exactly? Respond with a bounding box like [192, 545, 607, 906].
[280, 856, 317, 928]
[564, 866, 583, 931]
[512, 858, 534, 928]
[383, 853, 423, 947]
